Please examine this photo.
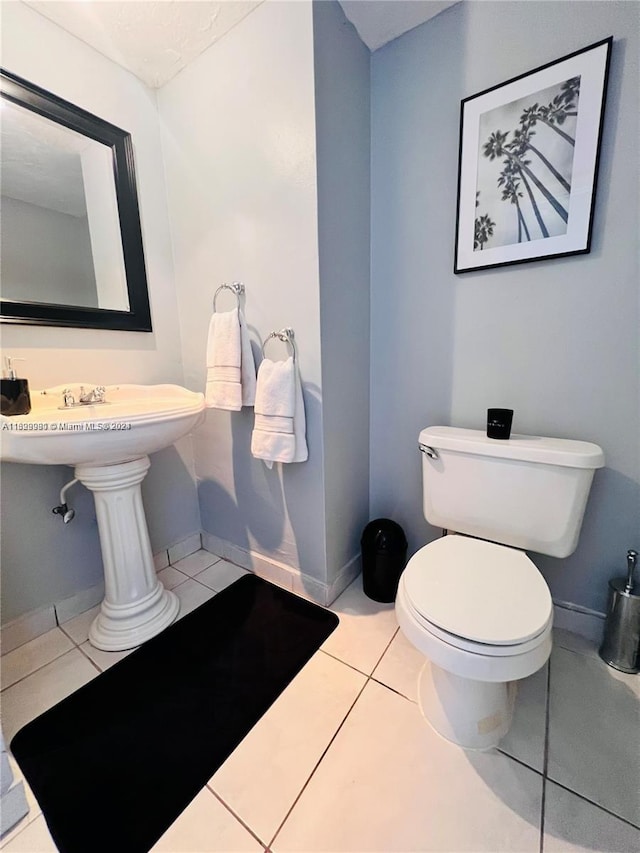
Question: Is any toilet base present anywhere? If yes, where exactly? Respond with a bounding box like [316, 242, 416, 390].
[418, 660, 517, 750]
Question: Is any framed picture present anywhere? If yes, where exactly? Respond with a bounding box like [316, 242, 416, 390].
[454, 37, 612, 274]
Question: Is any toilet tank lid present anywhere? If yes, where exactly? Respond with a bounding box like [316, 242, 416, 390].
[420, 426, 605, 469]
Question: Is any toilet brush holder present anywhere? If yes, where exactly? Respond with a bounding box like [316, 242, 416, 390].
[599, 550, 640, 674]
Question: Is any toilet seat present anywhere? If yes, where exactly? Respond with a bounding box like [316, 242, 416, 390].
[402, 590, 552, 657]
[396, 575, 553, 683]
[403, 536, 552, 646]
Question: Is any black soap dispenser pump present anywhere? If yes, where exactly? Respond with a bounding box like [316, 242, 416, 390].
[1, 357, 31, 416]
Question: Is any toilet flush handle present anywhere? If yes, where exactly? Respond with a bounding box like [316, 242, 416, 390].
[419, 443, 439, 460]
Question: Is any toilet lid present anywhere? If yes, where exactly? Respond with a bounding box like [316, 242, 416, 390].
[403, 536, 552, 645]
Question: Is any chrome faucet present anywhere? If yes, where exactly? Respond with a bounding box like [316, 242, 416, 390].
[78, 385, 106, 404]
[60, 386, 107, 408]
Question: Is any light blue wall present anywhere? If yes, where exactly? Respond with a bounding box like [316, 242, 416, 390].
[0, 464, 103, 622]
[158, 0, 371, 593]
[158, 2, 329, 584]
[370, 1, 639, 611]
[313, 0, 371, 581]
[0, 445, 198, 623]
[4, 1, 637, 623]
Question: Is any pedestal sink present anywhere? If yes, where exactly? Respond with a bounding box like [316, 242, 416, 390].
[1, 384, 205, 651]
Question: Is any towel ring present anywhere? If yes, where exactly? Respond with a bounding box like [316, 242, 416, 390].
[213, 282, 244, 312]
[262, 327, 295, 360]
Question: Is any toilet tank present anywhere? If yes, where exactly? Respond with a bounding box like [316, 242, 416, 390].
[419, 427, 605, 558]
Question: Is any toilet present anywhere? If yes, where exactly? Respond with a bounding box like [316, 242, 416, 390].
[396, 426, 604, 750]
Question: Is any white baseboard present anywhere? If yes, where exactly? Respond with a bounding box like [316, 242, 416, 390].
[0, 606, 57, 656]
[168, 532, 202, 565]
[153, 532, 202, 571]
[553, 599, 606, 645]
[201, 530, 360, 606]
[54, 582, 105, 625]
[0, 582, 107, 655]
[327, 553, 362, 605]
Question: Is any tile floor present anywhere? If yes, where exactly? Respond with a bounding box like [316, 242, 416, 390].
[1, 550, 639, 852]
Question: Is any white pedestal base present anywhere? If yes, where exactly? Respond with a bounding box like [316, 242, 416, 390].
[418, 660, 517, 751]
[75, 456, 179, 651]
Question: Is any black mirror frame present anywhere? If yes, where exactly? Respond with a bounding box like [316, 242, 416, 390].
[0, 68, 152, 332]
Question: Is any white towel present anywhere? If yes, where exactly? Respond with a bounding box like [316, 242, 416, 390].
[238, 311, 257, 406]
[251, 356, 308, 466]
[205, 308, 256, 410]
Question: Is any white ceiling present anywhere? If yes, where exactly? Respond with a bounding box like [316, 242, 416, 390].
[22, 1, 264, 89]
[20, 0, 460, 89]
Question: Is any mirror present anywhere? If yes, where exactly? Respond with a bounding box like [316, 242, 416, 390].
[0, 69, 152, 331]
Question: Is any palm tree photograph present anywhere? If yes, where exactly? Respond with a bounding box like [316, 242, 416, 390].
[474, 78, 580, 251]
[454, 37, 612, 273]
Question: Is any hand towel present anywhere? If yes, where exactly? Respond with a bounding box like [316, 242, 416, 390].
[251, 356, 308, 466]
[239, 311, 257, 407]
[205, 308, 256, 410]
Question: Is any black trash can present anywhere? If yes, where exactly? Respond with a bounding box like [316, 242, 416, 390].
[361, 519, 408, 603]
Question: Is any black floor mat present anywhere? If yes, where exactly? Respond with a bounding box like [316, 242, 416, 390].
[11, 574, 338, 853]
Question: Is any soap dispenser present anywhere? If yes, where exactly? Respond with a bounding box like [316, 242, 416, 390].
[1, 357, 31, 416]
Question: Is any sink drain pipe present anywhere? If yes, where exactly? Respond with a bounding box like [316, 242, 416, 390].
[52, 478, 78, 524]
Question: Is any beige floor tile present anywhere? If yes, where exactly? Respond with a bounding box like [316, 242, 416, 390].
[321, 579, 397, 674]
[79, 641, 134, 671]
[157, 565, 190, 590]
[173, 579, 217, 619]
[171, 549, 220, 577]
[1, 629, 74, 691]
[374, 628, 548, 772]
[58, 605, 101, 645]
[372, 627, 423, 700]
[500, 662, 548, 773]
[544, 782, 640, 851]
[548, 646, 640, 826]
[210, 650, 366, 845]
[273, 680, 542, 852]
[194, 559, 249, 591]
[151, 788, 262, 852]
[1, 815, 57, 852]
[1, 649, 98, 743]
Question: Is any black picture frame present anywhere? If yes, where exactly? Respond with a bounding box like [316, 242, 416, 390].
[454, 37, 612, 274]
[1, 68, 152, 331]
